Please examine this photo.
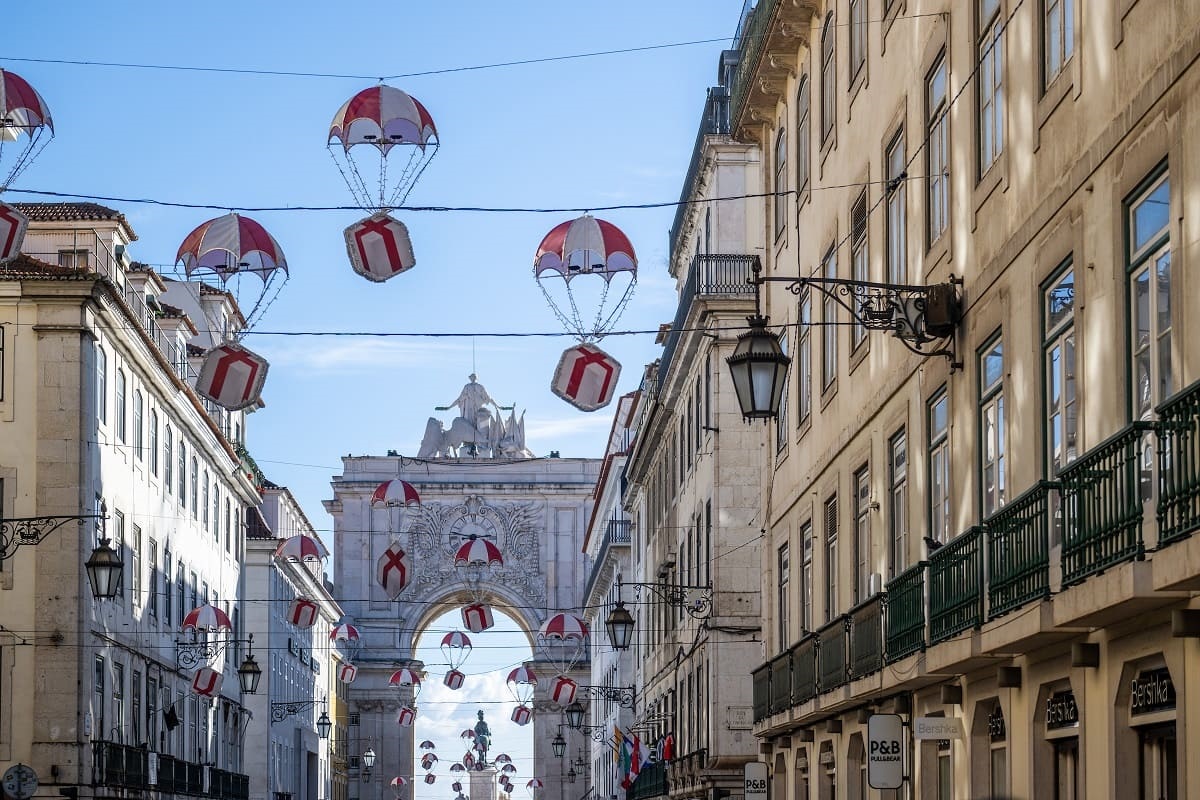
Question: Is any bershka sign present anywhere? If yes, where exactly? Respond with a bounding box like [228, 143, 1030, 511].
[744, 762, 768, 800]
[867, 714, 904, 790]
[913, 717, 966, 740]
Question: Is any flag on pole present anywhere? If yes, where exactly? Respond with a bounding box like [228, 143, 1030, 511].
[611, 725, 625, 764]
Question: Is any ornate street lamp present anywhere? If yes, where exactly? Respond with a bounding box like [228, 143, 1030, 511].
[362, 747, 377, 781]
[567, 768, 577, 784]
[238, 653, 263, 694]
[565, 701, 586, 730]
[726, 258, 962, 422]
[552, 731, 566, 758]
[317, 709, 333, 740]
[604, 601, 635, 652]
[84, 534, 124, 600]
[726, 314, 790, 422]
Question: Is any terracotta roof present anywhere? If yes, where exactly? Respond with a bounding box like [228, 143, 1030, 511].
[11, 202, 138, 241]
[0, 252, 94, 278]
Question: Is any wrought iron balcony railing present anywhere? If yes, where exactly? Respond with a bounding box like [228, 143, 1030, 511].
[1157, 379, 1200, 546]
[885, 562, 927, 663]
[817, 615, 849, 693]
[987, 481, 1057, 618]
[1060, 421, 1154, 586]
[791, 634, 818, 706]
[848, 594, 884, 680]
[929, 526, 985, 644]
[751, 662, 770, 723]
[767, 648, 791, 716]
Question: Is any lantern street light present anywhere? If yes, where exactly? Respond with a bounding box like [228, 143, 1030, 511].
[605, 601, 635, 652]
[604, 579, 712, 651]
[317, 709, 333, 740]
[237, 635, 263, 694]
[565, 701, 586, 730]
[84, 533, 124, 600]
[1, 500, 119, 600]
[552, 731, 567, 758]
[567, 768, 577, 784]
[362, 748, 377, 781]
[726, 258, 962, 422]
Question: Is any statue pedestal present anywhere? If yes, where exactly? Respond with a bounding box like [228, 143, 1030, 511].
[469, 767, 497, 800]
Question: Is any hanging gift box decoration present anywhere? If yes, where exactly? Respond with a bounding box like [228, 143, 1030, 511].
[549, 675, 578, 706]
[338, 662, 358, 684]
[287, 597, 319, 629]
[510, 704, 532, 726]
[396, 705, 417, 727]
[377, 542, 413, 599]
[0, 201, 29, 264]
[344, 212, 416, 282]
[191, 667, 224, 697]
[550, 343, 621, 412]
[444, 669, 466, 690]
[195, 342, 270, 412]
[462, 603, 495, 633]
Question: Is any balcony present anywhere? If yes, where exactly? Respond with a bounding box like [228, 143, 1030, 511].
[791, 634, 818, 706]
[730, 0, 820, 143]
[93, 741, 148, 790]
[628, 759, 668, 800]
[987, 481, 1056, 618]
[210, 767, 251, 800]
[752, 662, 769, 723]
[849, 594, 884, 680]
[582, 518, 633, 603]
[885, 562, 927, 662]
[1059, 421, 1153, 585]
[817, 616, 848, 693]
[659, 254, 758, 389]
[669, 86, 731, 248]
[767, 649, 791, 716]
[1157, 380, 1200, 546]
[928, 527, 984, 644]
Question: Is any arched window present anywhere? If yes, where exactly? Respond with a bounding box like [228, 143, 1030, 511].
[821, 14, 836, 142]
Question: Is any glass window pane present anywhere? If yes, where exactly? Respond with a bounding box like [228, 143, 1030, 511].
[1132, 177, 1170, 255]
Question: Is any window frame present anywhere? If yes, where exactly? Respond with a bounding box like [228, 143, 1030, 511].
[885, 129, 908, 285]
[853, 465, 871, 603]
[888, 428, 909, 578]
[824, 495, 839, 622]
[800, 520, 813, 633]
[1125, 166, 1173, 421]
[849, 0, 867, 83]
[1042, 0, 1075, 90]
[977, 0, 1006, 176]
[774, 127, 788, 240]
[1042, 261, 1077, 476]
[979, 333, 1006, 517]
[821, 246, 838, 391]
[777, 543, 791, 649]
[798, 288, 813, 426]
[850, 191, 869, 351]
[115, 369, 127, 443]
[820, 13, 837, 144]
[926, 53, 950, 246]
[796, 77, 811, 202]
[928, 388, 951, 544]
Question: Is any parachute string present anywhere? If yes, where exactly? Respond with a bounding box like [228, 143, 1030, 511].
[588, 280, 613, 339]
[238, 273, 288, 334]
[593, 280, 638, 341]
[562, 280, 586, 340]
[535, 279, 583, 340]
[1, 128, 52, 191]
[326, 146, 373, 211]
[378, 149, 389, 210]
[383, 149, 422, 211]
[395, 145, 439, 209]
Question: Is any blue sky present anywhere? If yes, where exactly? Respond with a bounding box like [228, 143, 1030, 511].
[7, 4, 743, 793]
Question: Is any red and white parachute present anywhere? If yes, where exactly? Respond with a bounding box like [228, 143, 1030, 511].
[534, 214, 637, 342]
[0, 69, 54, 190]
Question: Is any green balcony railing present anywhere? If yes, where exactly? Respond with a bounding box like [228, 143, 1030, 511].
[929, 526, 985, 644]
[885, 562, 927, 662]
[791, 634, 818, 705]
[987, 481, 1057, 618]
[752, 662, 770, 723]
[767, 648, 791, 716]
[628, 759, 668, 800]
[94, 741, 148, 790]
[1060, 421, 1153, 586]
[817, 616, 849, 692]
[1157, 380, 1200, 546]
[849, 594, 884, 679]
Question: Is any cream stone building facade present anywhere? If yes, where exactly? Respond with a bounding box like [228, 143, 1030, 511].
[0, 204, 263, 800]
[724, 1, 1200, 799]
[615, 49, 768, 800]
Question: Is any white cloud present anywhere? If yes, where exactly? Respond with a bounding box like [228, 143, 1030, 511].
[263, 338, 471, 372]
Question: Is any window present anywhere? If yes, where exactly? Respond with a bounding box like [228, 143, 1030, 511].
[59, 249, 89, 269]
[776, 334, 790, 451]
[132, 670, 142, 746]
[1054, 737, 1079, 799]
[147, 676, 159, 749]
[927, 54, 950, 244]
[190, 457, 199, 518]
[225, 498, 232, 553]
[978, 0, 1005, 173]
[148, 539, 159, 619]
[178, 440, 187, 506]
[115, 369, 127, 443]
[777, 544, 790, 649]
[1045, 265, 1077, 474]
[796, 78, 811, 196]
[1043, 0, 1074, 87]
[980, 336, 1006, 516]
[97, 348, 107, 424]
[822, 247, 838, 389]
[821, 13, 836, 142]
[133, 390, 144, 460]
[929, 389, 951, 544]
[176, 562, 185, 627]
[849, 0, 867, 80]
[889, 429, 909, 577]
[94, 655, 106, 736]
[1127, 170, 1172, 419]
[132, 523, 142, 608]
[114, 661, 126, 739]
[202, 471, 210, 531]
[989, 705, 1008, 798]
[853, 466, 871, 602]
[149, 410, 159, 475]
[886, 130, 908, 284]
[800, 521, 813, 632]
[824, 495, 838, 621]
[851, 192, 869, 350]
[164, 549, 172, 623]
[798, 289, 812, 424]
[164, 424, 173, 493]
[113, 509, 126, 599]
[774, 128, 788, 239]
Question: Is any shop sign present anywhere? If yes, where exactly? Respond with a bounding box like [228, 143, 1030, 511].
[913, 717, 965, 740]
[744, 761, 768, 800]
[1046, 691, 1079, 730]
[867, 714, 904, 790]
[1130, 668, 1175, 715]
[987, 707, 1006, 742]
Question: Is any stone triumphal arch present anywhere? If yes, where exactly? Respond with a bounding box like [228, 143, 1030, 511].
[325, 377, 601, 800]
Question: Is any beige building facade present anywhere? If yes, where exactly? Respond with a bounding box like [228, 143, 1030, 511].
[729, 0, 1200, 799]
